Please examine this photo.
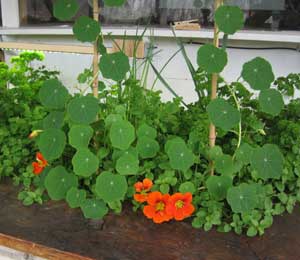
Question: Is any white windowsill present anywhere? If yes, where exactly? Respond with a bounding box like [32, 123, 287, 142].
[0, 26, 300, 44]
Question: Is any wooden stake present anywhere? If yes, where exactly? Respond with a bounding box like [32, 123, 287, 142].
[92, 0, 99, 98]
[209, 0, 223, 175]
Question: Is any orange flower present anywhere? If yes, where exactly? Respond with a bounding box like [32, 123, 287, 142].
[143, 191, 173, 224]
[134, 178, 153, 203]
[166, 192, 195, 221]
[32, 152, 48, 175]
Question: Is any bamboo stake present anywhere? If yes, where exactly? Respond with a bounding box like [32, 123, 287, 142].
[92, 0, 99, 98]
[209, 0, 223, 175]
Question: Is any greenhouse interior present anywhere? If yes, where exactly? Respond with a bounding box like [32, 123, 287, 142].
[0, 0, 300, 259]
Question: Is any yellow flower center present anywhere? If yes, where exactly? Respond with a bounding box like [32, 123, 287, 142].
[156, 202, 165, 211]
[175, 200, 184, 209]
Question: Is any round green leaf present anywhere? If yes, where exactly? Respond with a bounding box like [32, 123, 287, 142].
[53, 0, 79, 21]
[104, 0, 126, 6]
[95, 171, 128, 203]
[80, 199, 108, 219]
[137, 137, 160, 159]
[109, 120, 135, 150]
[179, 182, 196, 195]
[116, 154, 139, 175]
[38, 128, 66, 161]
[66, 187, 86, 208]
[137, 123, 157, 139]
[72, 149, 99, 177]
[167, 139, 194, 172]
[208, 146, 223, 160]
[235, 143, 254, 165]
[105, 114, 123, 128]
[206, 175, 232, 201]
[73, 16, 100, 42]
[215, 5, 244, 34]
[259, 89, 284, 116]
[160, 184, 170, 194]
[68, 125, 94, 149]
[207, 98, 241, 131]
[45, 166, 78, 201]
[43, 111, 65, 129]
[39, 79, 69, 109]
[241, 57, 275, 90]
[197, 44, 228, 73]
[250, 144, 283, 180]
[226, 183, 258, 213]
[67, 96, 99, 124]
[99, 52, 130, 81]
[215, 154, 236, 176]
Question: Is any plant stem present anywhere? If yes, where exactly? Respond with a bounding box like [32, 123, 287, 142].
[92, 0, 99, 99]
[209, 0, 223, 175]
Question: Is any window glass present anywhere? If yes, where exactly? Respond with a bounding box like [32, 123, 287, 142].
[20, 0, 300, 31]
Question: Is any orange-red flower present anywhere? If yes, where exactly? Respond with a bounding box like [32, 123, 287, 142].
[143, 191, 173, 224]
[166, 192, 195, 221]
[134, 178, 153, 203]
[32, 152, 48, 175]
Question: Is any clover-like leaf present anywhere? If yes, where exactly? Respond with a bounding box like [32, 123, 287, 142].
[80, 199, 108, 219]
[215, 154, 236, 176]
[67, 96, 99, 124]
[206, 175, 232, 201]
[179, 182, 196, 194]
[99, 52, 130, 81]
[104, 0, 126, 6]
[39, 79, 69, 109]
[137, 123, 157, 139]
[38, 128, 66, 161]
[259, 89, 284, 116]
[215, 5, 244, 35]
[95, 171, 128, 203]
[241, 57, 275, 90]
[109, 120, 135, 150]
[66, 187, 86, 208]
[68, 125, 94, 149]
[72, 149, 99, 177]
[197, 44, 227, 73]
[43, 111, 65, 129]
[73, 16, 100, 42]
[166, 139, 195, 172]
[226, 183, 258, 213]
[116, 154, 139, 175]
[45, 166, 78, 201]
[250, 144, 283, 180]
[53, 0, 79, 21]
[235, 143, 254, 165]
[137, 137, 160, 159]
[207, 98, 240, 131]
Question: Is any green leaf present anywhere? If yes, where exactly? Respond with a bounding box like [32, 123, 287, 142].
[235, 143, 254, 165]
[206, 175, 232, 200]
[166, 138, 194, 172]
[215, 154, 236, 176]
[160, 183, 170, 194]
[72, 149, 99, 177]
[179, 182, 196, 194]
[80, 199, 108, 219]
[66, 187, 86, 208]
[208, 146, 223, 160]
[215, 5, 244, 34]
[137, 137, 160, 159]
[250, 144, 283, 180]
[67, 96, 99, 124]
[95, 171, 127, 203]
[226, 183, 258, 213]
[259, 89, 284, 116]
[241, 57, 275, 90]
[38, 128, 66, 161]
[104, 0, 126, 6]
[53, 0, 79, 21]
[207, 98, 240, 131]
[99, 52, 130, 81]
[137, 123, 157, 139]
[247, 226, 258, 237]
[68, 125, 94, 149]
[197, 44, 227, 73]
[43, 111, 65, 129]
[116, 154, 139, 175]
[105, 114, 123, 128]
[45, 166, 78, 201]
[39, 79, 69, 109]
[73, 16, 100, 42]
[109, 120, 135, 150]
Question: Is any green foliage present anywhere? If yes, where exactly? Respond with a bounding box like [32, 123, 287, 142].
[104, 0, 126, 6]
[68, 125, 94, 149]
[206, 175, 232, 200]
[109, 120, 135, 150]
[259, 89, 284, 116]
[73, 16, 100, 42]
[53, 0, 79, 21]
[66, 187, 86, 208]
[72, 149, 99, 177]
[80, 199, 108, 219]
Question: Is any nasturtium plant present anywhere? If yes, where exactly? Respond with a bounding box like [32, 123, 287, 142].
[235, 143, 254, 165]
[259, 89, 284, 116]
[66, 187, 86, 208]
[116, 154, 139, 175]
[72, 149, 99, 177]
[137, 137, 160, 159]
[43, 111, 65, 129]
[109, 120, 135, 150]
[81, 199, 108, 219]
[68, 125, 94, 149]
[104, 0, 126, 6]
[215, 154, 236, 176]
[73, 16, 100, 42]
[137, 123, 157, 139]
[53, 0, 79, 21]
[206, 175, 232, 201]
